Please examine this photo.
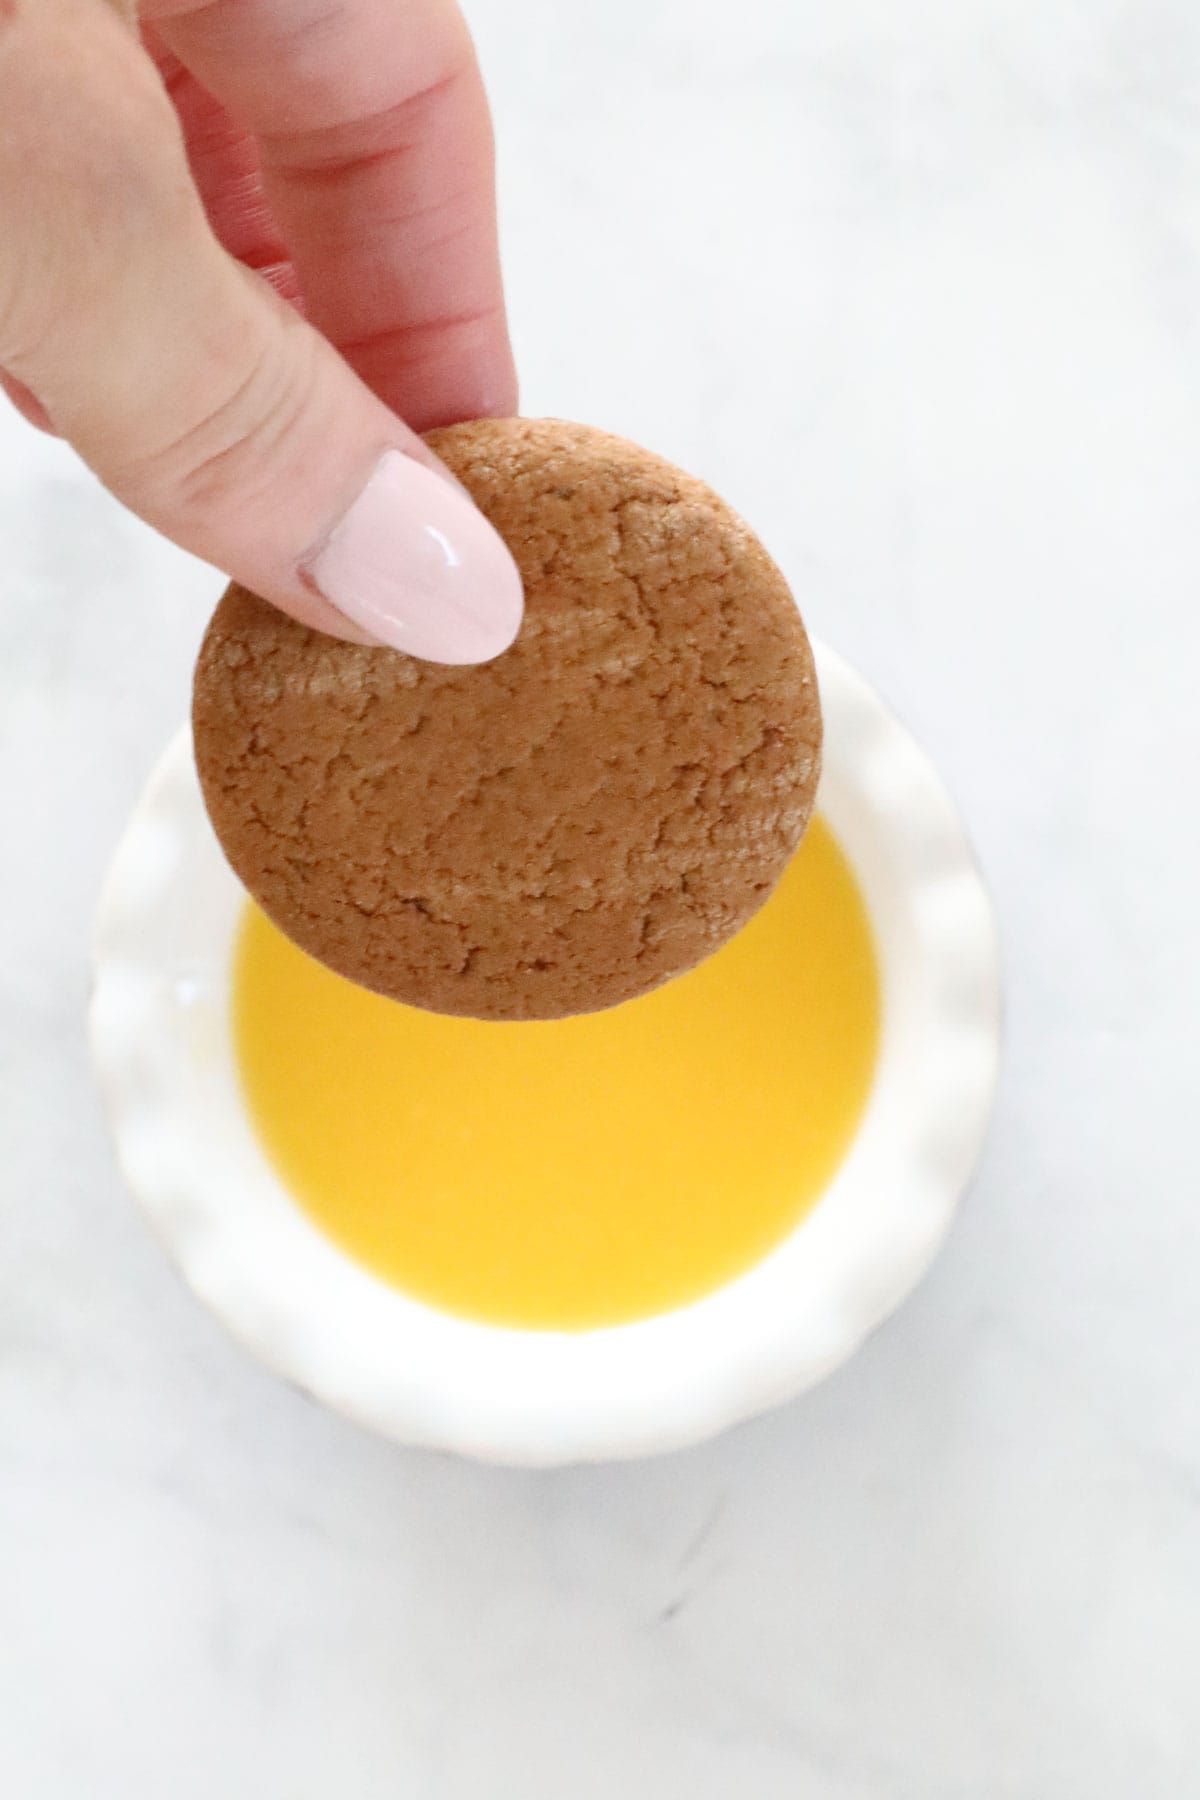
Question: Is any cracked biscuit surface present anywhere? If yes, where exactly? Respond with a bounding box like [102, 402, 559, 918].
[192, 418, 822, 1019]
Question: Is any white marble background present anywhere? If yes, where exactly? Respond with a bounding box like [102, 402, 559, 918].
[3, 0, 1199, 1794]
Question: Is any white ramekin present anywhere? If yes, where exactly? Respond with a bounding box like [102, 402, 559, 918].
[89, 643, 1000, 1466]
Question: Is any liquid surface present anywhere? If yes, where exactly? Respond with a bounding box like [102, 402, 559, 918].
[234, 819, 881, 1330]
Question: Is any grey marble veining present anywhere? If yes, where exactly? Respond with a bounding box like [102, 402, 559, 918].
[2, 1, 1198, 1794]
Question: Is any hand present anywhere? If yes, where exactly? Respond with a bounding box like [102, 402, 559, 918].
[0, 0, 522, 663]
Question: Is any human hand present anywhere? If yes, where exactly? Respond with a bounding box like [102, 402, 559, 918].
[0, 0, 522, 663]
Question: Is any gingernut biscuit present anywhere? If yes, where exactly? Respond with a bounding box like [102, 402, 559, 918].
[192, 418, 822, 1020]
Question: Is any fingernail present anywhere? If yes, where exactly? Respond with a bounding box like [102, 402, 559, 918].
[303, 450, 524, 665]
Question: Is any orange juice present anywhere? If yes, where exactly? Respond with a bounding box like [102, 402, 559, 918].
[234, 818, 880, 1330]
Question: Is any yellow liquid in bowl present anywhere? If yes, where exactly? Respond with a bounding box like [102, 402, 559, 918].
[233, 819, 881, 1330]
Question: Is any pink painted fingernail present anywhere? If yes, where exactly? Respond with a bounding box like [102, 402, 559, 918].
[304, 450, 524, 665]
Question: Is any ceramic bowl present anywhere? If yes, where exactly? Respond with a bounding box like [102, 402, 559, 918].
[90, 643, 1000, 1465]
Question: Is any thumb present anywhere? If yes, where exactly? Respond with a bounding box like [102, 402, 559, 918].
[0, 0, 522, 665]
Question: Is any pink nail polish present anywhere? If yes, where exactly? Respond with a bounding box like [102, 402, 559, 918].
[304, 450, 524, 665]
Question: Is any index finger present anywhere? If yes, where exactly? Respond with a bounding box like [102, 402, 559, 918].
[147, 0, 516, 431]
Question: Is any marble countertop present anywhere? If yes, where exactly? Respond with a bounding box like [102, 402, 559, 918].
[2, 1, 1198, 1793]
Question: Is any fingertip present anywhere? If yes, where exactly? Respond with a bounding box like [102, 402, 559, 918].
[304, 449, 524, 667]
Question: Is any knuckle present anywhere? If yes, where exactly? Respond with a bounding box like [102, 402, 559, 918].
[131, 309, 323, 527]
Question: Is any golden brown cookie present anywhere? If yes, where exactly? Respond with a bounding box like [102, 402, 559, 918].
[192, 418, 822, 1020]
